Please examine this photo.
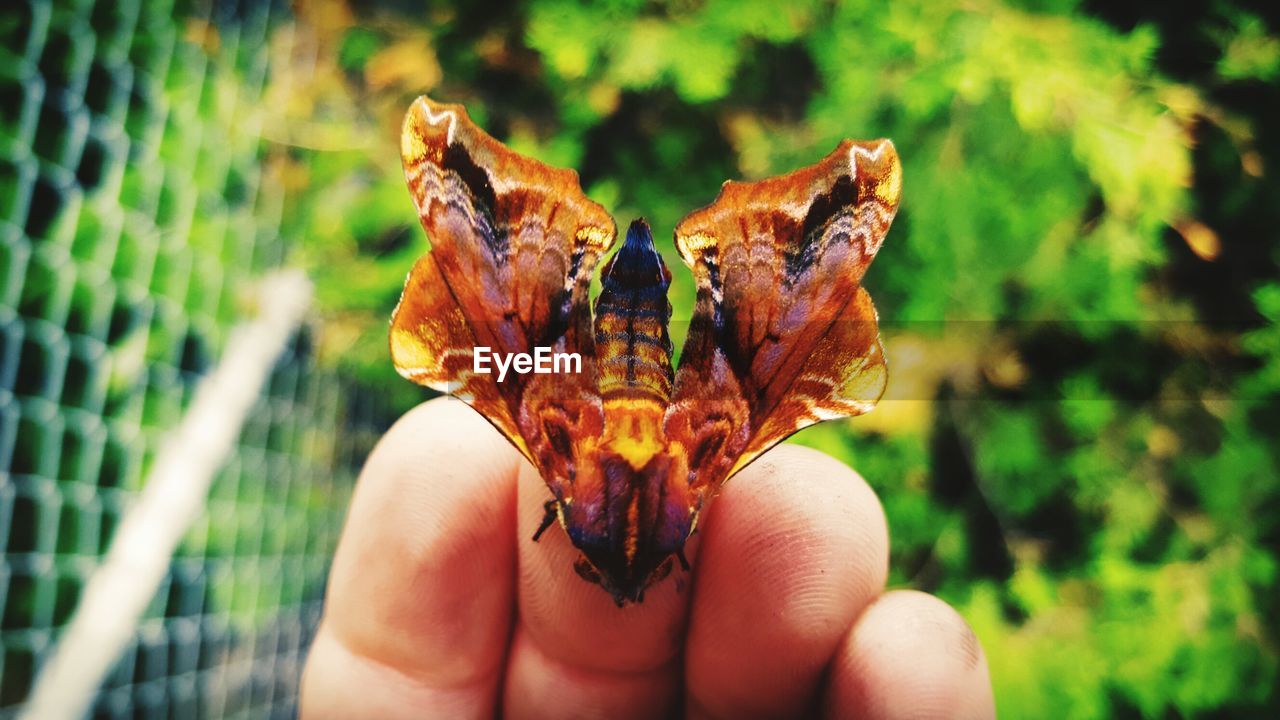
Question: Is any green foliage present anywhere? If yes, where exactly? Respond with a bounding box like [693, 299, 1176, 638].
[268, 0, 1280, 716]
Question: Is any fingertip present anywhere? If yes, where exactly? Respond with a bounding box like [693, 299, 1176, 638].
[341, 397, 523, 598]
[728, 444, 891, 589]
[364, 396, 524, 490]
[502, 625, 680, 720]
[320, 397, 522, 689]
[684, 443, 889, 716]
[823, 590, 995, 720]
[698, 443, 890, 627]
[301, 626, 497, 719]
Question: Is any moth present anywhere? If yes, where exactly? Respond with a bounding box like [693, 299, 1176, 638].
[391, 96, 901, 605]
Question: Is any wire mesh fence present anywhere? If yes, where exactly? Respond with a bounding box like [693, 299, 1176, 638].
[1, 0, 389, 716]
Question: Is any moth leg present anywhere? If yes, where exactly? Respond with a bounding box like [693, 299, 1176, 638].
[676, 548, 691, 571]
[574, 556, 603, 584]
[532, 499, 558, 542]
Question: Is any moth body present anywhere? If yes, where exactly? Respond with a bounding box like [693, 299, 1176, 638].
[555, 219, 695, 604]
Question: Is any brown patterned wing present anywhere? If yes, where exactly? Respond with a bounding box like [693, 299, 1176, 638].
[667, 140, 901, 482]
[390, 97, 616, 461]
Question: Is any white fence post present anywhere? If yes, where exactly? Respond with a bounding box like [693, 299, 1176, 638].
[21, 270, 313, 720]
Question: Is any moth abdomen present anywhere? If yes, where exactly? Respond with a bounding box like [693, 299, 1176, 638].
[593, 219, 675, 403]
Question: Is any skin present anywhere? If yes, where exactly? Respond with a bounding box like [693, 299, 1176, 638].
[300, 398, 996, 719]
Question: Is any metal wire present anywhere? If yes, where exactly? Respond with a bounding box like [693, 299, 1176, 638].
[1, 1, 386, 716]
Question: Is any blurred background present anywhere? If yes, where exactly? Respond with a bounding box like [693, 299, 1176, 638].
[1, 0, 1277, 717]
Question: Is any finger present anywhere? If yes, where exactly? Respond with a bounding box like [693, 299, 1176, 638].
[502, 623, 681, 719]
[301, 398, 522, 718]
[503, 459, 692, 719]
[822, 590, 995, 720]
[684, 444, 889, 719]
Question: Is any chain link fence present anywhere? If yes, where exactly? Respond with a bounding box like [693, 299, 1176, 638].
[1, 0, 389, 716]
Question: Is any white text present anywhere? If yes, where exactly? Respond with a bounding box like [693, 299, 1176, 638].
[473, 346, 582, 382]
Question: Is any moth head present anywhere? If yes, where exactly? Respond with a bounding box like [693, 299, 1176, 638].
[561, 451, 694, 605]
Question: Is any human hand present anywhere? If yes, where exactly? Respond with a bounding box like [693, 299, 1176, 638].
[300, 398, 995, 718]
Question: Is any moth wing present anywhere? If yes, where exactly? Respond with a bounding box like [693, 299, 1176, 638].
[391, 97, 615, 463]
[668, 140, 901, 483]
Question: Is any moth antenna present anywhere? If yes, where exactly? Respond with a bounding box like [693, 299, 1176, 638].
[532, 499, 558, 542]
